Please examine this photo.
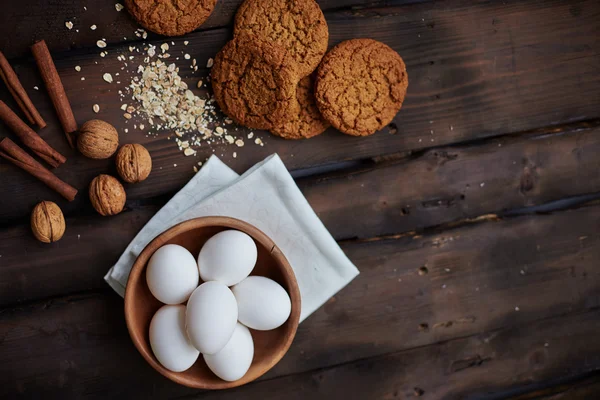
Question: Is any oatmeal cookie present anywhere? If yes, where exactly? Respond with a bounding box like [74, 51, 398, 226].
[315, 39, 408, 136]
[211, 35, 300, 130]
[271, 74, 329, 139]
[234, 0, 328, 77]
[125, 0, 217, 36]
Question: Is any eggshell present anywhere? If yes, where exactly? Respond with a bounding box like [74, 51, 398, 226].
[149, 305, 200, 372]
[198, 230, 258, 286]
[146, 244, 199, 304]
[232, 276, 291, 331]
[186, 281, 238, 354]
[203, 323, 254, 382]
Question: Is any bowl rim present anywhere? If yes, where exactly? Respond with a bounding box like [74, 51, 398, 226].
[124, 216, 301, 389]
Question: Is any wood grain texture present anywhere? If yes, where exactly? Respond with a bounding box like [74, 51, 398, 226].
[2, 126, 600, 305]
[1, 204, 599, 398]
[0, 0, 422, 59]
[190, 310, 600, 400]
[1, 0, 599, 222]
[509, 374, 600, 399]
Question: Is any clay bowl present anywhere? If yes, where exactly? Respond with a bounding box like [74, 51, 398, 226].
[125, 216, 301, 389]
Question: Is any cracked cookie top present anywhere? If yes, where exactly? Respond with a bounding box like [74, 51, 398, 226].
[315, 39, 408, 136]
[234, 0, 329, 77]
[125, 0, 217, 36]
[211, 35, 300, 130]
[271, 74, 329, 139]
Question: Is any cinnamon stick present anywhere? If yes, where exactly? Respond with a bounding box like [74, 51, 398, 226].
[0, 137, 77, 201]
[0, 100, 65, 168]
[0, 50, 46, 128]
[31, 40, 77, 148]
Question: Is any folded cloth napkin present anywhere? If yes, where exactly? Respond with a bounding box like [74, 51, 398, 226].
[105, 154, 359, 322]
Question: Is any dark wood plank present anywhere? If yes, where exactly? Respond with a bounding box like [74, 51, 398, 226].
[1, 203, 599, 398]
[190, 310, 600, 400]
[3, 126, 600, 305]
[509, 374, 600, 399]
[0, 0, 416, 59]
[305, 124, 600, 239]
[1, 0, 599, 222]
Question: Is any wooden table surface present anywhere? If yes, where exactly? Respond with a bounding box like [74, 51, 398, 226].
[1, 0, 600, 398]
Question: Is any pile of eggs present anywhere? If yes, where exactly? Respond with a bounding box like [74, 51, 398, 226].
[146, 230, 292, 381]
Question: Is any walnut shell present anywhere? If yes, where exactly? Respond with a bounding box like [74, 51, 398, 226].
[31, 201, 66, 243]
[89, 174, 126, 216]
[78, 119, 119, 159]
[116, 144, 152, 183]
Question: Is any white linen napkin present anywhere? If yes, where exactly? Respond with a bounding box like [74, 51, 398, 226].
[104, 154, 359, 322]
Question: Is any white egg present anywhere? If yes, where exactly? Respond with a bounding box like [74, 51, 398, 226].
[186, 281, 238, 354]
[204, 323, 254, 382]
[198, 230, 258, 286]
[149, 305, 200, 372]
[232, 276, 292, 331]
[146, 244, 199, 304]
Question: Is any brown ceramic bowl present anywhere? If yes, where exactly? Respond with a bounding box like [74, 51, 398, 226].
[124, 216, 301, 389]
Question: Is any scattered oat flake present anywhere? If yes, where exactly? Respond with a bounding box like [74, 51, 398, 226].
[197, 80, 203, 88]
[225, 135, 234, 144]
[81, 77, 86, 81]
[515, 306, 520, 311]
[184, 148, 195, 156]
[235, 139, 244, 147]
[161, 43, 169, 53]
[115, 3, 124, 12]
[247, 132, 254, 139]
[139, 124, 145, 130]
[124, 113, 132, 119]
[33, 86, 39, 90]
[91, 25, 97, 30]
[97, 40, 107, 48]
[65, 21, 74, 30]
[121, 104, 127, 111]
[184, 54, 191, 60]
[254, 138, 263, 146]
[103, 73, 114, 83]
[206, 58, 214, 68]
[215, 127, 224, 134]
[93, 104, 100, 113]
[233, 152, 237, 158]
[193, 166, 198, 173]
[75, 66, 81, 72]
[184, 41, 189, 45]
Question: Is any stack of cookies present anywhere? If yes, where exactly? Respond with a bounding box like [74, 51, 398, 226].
[212, 0, 409, 139]
[127, 0, 409, 139]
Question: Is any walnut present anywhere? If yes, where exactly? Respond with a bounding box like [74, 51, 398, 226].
[31, 201, 66, 243]
[89, 174, 126, 216]
[115, 144, 152, 183]
[77, 119, 119, 159]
